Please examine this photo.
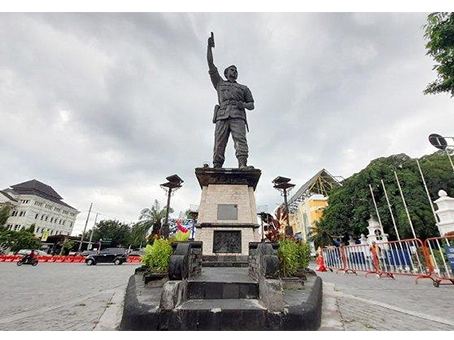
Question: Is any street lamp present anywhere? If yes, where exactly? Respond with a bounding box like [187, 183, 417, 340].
[257, 212, 268, 242]
[160, 174, 184, 238]
[272, 176, 295, 236]
[428, 133, 454, 173]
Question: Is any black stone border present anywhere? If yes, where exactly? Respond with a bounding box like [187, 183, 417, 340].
[119, 274, 323, 331]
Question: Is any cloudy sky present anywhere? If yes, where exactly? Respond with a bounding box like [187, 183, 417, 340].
[0, 13, 452, 235]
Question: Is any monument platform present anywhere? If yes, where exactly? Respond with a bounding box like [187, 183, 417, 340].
[194, 167, 261, 256]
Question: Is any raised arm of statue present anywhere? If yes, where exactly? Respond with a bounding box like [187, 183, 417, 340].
[207, 32, 215, 68]
[207, 32, 222, 89]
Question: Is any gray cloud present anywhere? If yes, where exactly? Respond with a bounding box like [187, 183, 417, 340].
[0, 13, 452, 234]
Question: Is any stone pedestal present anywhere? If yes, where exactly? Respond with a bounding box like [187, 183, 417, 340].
[194, 167, 261, 256]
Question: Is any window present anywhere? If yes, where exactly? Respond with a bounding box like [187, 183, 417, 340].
[50, 217, 53, 223]
[35, 213, 38, 219]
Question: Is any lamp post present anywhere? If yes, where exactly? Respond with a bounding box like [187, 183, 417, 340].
[272, 176, 295, 236]
[257, 212, 268, 242]
[160, 174, 184, 238]
[428, 133, 454, 174]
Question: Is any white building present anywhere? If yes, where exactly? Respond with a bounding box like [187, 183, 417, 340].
[1, 179, 79, 237]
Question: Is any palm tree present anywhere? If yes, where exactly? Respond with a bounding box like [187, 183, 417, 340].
[138, 200, 173, 238]
[309, 220, 333, 249]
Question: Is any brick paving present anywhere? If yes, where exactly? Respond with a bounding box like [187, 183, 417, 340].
[318, 270, 454, 331]
[0, 262, 139, 331]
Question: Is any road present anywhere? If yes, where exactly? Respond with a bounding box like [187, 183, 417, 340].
[319, 270, 454, 331]
[0, 262, 139, 331]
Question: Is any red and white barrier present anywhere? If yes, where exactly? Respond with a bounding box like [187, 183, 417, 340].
[321, 238, 437, 284]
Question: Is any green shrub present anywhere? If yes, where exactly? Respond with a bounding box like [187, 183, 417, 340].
[279, 239, 312, 277]
[297, 241, 311, 269]
[141, 238, 172, 273]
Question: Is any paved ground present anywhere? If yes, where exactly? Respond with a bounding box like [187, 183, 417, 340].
[0, 262, 139, 331]
[2, 261, 454, 331]
[318, 269, 454, 331]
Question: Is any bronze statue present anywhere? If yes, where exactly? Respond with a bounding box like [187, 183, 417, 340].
[207, 32, 255, 169]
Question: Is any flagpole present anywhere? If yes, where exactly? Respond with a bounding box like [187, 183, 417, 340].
[394, 171, 417, 239]
[381, 179, 401, 241]
[416, 159, 439, 226]
[368, 184, 384, 234]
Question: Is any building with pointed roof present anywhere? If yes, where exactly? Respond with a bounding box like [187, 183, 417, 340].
[2, 179, 79, 237]
[285, 169, 340, 250]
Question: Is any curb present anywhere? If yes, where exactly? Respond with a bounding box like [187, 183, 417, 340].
[94, 287, 126, 331]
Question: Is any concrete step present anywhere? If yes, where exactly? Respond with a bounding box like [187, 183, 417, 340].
[178, 298, 265, 310]
[202, 255, 249, 262]
[202, 261, 248, 267]
[202, 255, 249, 268]
[187, 280, 259, 299]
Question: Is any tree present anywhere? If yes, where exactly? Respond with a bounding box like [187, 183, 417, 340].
[424, 12, 454, 96]
[0, 206, 11, 230]
[318, 151, 454, 241]
[128, 222, 150, 249]
[1, 227, 41, 253]
[91, 220, 131, 248]
[310, 221, 333, 249]
[138, 200, 173, 238]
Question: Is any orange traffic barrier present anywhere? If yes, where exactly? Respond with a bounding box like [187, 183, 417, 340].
[127, 255, 142, 263]
[425, 235, 454, 287]
[315, 253, 327, 272]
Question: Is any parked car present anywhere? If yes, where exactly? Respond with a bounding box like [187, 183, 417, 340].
[85, 248, 127, 265]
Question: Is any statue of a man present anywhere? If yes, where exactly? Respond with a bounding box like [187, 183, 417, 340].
[207, 33, 255, 169]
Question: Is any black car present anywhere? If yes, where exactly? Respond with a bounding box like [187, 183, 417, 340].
[85, 248, 127, 265]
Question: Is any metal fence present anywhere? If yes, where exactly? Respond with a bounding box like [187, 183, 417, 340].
[319, 237, 454, 287]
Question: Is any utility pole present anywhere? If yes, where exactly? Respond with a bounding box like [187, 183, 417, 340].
[88, 212, 99, 250]
[78, 203, 93, 253]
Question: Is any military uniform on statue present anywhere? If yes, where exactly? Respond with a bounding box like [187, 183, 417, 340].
[195, 33, 261, 257]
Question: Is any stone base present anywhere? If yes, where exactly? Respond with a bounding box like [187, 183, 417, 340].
[194, 167, 262, 256]
[196, 225, 260, 256]
[119, 273, 323, 331]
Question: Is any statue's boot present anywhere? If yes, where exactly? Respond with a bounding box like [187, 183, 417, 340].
[238, 158, 254, 170]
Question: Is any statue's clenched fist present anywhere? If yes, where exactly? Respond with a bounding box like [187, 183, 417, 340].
[208, 32, 215, 48]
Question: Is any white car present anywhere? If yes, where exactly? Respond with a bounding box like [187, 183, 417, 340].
[16, 249, 50, 256]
